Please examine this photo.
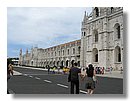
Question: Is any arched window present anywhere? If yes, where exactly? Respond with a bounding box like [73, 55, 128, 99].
[78, 46, 81, 54]
[114, 23, 121, 39]
[77, 61, 80, 67]
[62, 50, 64, 55]
[61, 61, 64, 67]
[82, 32, 86, 36]
[84, 32, 86, 36]
[31, 61, 33, 65]
[71, 60, 75, 67]
[95, 7, 99, 17]
[66, 60, 69, 67]
[115, 46, 121, 62]
[93, 30, 98, 42]
[67, 49, 69, 55]
[59, 51, 60, 56]
[55, 52, 56, 56]
[117, 25, 120, 39]
[73, 48, 75, 54]
[111, 7, 114, 13]
[93, 48, 98, 62]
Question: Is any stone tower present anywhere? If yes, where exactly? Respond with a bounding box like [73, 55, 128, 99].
[19, 48, 22, 65]
[80, 7, 123, 70]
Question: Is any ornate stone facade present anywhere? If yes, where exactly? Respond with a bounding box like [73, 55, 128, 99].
[80, 7, 123, 70]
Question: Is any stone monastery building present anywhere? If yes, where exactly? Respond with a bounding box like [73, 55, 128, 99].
[19, 7, 123, 70]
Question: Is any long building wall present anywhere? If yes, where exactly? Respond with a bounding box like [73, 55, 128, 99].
[19, 40, 81, 68]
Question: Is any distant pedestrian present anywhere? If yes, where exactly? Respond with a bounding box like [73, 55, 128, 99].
[52, 67, 56, 74]
[57, 66, 60, 74]
[47, 65, 50, 74]
[68, 62, 81, 94]
[110, 67, 113, 74]
[85, 64, 96, 94]
[7, 60, 14, 94]
[97, 67, 100, 74]
[63, 67, 66, 74]
[101, 67, 105, 74]
[120, 67, 123, 74]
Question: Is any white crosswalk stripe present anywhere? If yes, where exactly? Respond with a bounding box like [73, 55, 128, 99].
[80, 90, 87, 94]
[35, 77, 41, 80]
[44, 80, 52, 83]
[57, 84, 68, 88]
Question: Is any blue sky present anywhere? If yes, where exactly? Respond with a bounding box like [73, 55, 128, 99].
[7, 7, 92, 58]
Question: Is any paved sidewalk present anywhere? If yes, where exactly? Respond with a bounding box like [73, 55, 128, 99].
[96, 70, 123, 79]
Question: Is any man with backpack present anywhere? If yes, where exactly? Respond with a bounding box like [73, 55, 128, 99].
[68, 62, 81, 94]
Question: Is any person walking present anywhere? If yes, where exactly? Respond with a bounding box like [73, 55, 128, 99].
[68, 62, 81, 94]
[47, 65, 50, 74]
[110, 67, 113, 74]
[52, 66, 56, 74]
[7, 62, 14, 81]
[85, 64, 96, 94]
[57, 66, 60, 74]
[7, 60, 14, 94]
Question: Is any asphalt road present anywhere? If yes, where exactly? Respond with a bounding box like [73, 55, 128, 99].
[7, 66, 123, 94]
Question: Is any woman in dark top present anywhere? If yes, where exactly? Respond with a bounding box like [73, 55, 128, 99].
[85, 64, 96, 94]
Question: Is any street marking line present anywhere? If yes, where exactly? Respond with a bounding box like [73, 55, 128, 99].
[80, 90, 87, 94]
[29, 75, 33, 78]
[57, 84, 68, 88]
[35, 77, 41, 80]
[44, 80, 52, 83]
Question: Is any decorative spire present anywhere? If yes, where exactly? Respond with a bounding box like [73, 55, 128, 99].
[83, 11, 86, 22]
[26, 48, 28, 58]
[20, 48, 22, 52]
[20, 48, 22, 55]
[31, 46, 33, 50]
[26, 48, 28, 54]
[85, 11, 86, 16]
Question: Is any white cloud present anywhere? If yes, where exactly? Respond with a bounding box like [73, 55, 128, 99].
[8, 7, 92, 48]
